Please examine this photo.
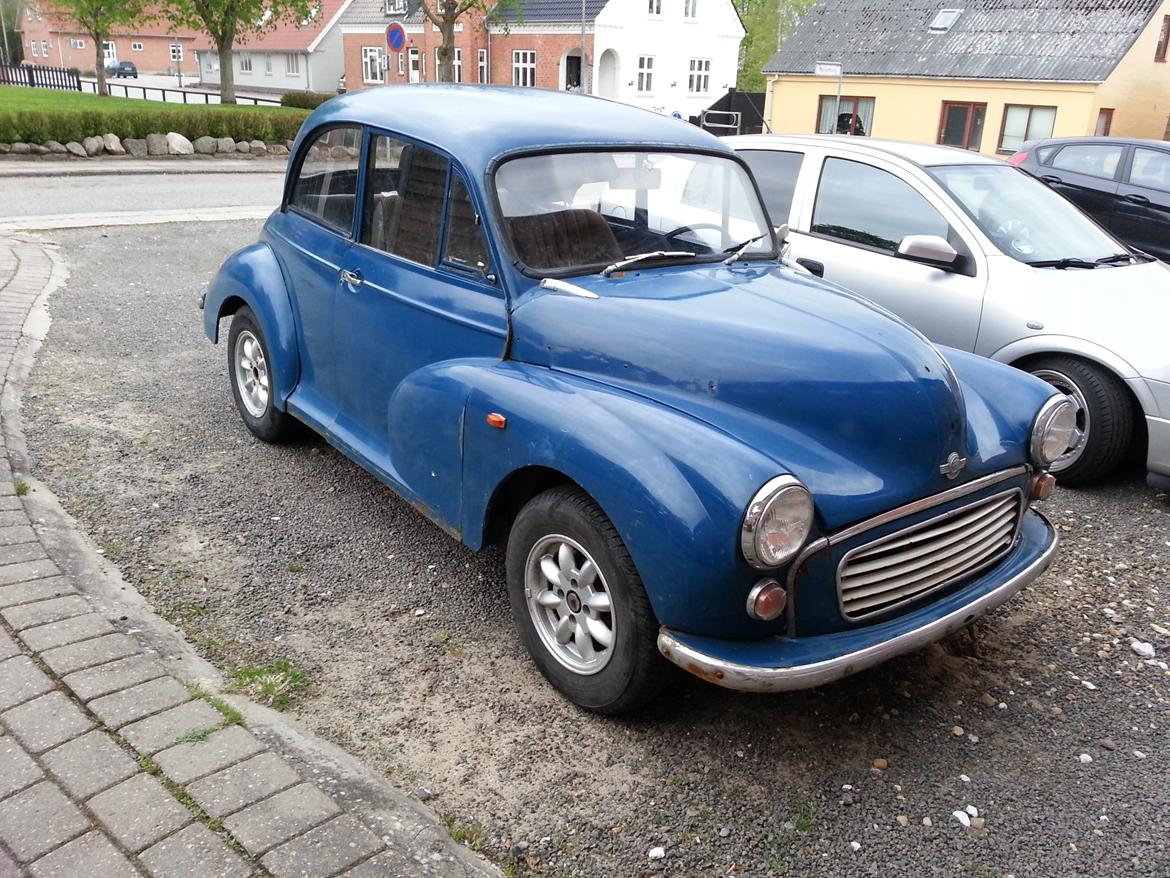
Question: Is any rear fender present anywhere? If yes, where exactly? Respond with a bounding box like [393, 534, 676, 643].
[203, 241, 300, 409]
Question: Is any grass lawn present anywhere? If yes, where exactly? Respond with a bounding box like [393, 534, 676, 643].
[0, 85, 300, 114]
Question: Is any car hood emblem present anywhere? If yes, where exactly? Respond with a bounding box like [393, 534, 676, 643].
[940, 452, 967, 479]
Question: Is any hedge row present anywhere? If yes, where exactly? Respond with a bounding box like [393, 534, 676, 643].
[279, 91, 336, 110]
[0, 107, 309, 145]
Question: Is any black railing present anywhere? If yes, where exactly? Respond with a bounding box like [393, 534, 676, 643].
[0, 63, 82, 91]
[78, 78, 282, 106]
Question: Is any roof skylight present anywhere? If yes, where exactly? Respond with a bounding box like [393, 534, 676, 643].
[929, 8, 963, 32]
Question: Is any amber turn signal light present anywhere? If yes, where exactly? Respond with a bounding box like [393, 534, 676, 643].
[486, 412, 507, 429]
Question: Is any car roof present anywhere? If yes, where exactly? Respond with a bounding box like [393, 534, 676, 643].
[727, 134, 1004, 168]
[301, 85, 728, 173]
[1025, 135, 1170, 150]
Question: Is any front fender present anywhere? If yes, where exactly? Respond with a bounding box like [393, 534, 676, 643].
[203, 241, 300, 410]
[461, 362, 787, 639]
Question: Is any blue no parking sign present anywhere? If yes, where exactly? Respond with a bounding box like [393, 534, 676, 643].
[386, 23, 406, 52]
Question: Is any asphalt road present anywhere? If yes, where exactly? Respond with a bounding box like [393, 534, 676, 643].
[23, 221, 1170, 878]
[0, 170, 284, 218]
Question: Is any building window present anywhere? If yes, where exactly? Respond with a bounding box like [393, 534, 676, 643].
[478, 48, 487, 83]
[385, 0, 406, 12]
[938, 101, 986, 150]
[433, 47, 462, 82]
[205, 55, 214, 71]
[363, 46, 385, 83]
[239, 52, 252, 73]
[131, 41, 143, 52]
[398, 52, 405, 75]
[684, 0, 697, 17]
[816, 95, 874, 135]
[648, 0, 661, 14]
[41, 39, 48, 56]
[1156, 15, 1170, 62]
[512, 50, 535, 87]
[998, 104, 1056, 153]
[287, 53, 300, 74]
[1096, 108, 1114, 136]
[170, 44, 183, 62]
[637, 55, 654, 92]
[30, 41, 38, 57]
[69, 38, 85, 50]
[687, 58, 709, 93]
[102, 41, 116, 61]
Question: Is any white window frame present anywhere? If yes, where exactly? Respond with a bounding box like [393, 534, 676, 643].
[434, 47, 462, 82]
[648, 0, 661, 14]
[684, 0, 697, 17]
[687, 57, 709, 93]
[102, 40, 116, 62]
[637, 55, 654, 93]
[385, 0, 407, 12]
[512, 49, 536, 87]
[286, 53, 301, 75]
[70, 38, 85, 50]
[239, 52, 252, 73]
[398, 51, 405, 75]
[477, 47, 487, 83]
[362, 46, 385, 83]
[170, 43, 183, 62]
[30, 41, 38, 57]
[41, 39, 48, 56]
[131, 41, 143, 52]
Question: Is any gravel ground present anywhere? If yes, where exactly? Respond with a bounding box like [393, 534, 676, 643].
[23, 223, 1170, 878]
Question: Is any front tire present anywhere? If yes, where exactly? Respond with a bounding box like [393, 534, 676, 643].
[506, 486, 666, 715]
[227, 306, 295, 443]
[1028, 355, 1133, 484]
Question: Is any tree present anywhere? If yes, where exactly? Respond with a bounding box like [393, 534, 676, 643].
[418, 0, 520, 84]
[736, 0, 812, 93]
[162, 0, 313, 103]
[45, 0, 146, 94]
[1, 0, 26, 65]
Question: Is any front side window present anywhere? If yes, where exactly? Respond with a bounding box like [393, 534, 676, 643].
[512, 50, 535, 86]
[1049, 143, 1123, 180]
[1129, 148, 1170, 191]
[289, 126, 363, 234]
[930, 164, 1126, 263]
[443, 175, 491, 274]
[495, 150, 776, 274]
[688, 58, 710, 93]
[998, 105, 1056, 153]
[816, 95, 873, 136]
[362, 46, 384, 83]
[637, 55, 654, 92]
[812, 158, 949, 252]
[361, 135, 451, 266]
[738, 149, 804, 225]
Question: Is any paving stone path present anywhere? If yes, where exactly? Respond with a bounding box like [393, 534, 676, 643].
[0, 235, 496, 878]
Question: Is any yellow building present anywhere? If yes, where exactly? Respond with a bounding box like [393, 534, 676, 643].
[762, 0, 1170, 155]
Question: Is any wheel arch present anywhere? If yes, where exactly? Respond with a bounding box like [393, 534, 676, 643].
[482, 465, 584, 548]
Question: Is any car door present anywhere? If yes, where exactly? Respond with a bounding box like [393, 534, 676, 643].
[267, 124, 363, 424]
[331, 132, 508, 522]
[786, 153, 986, 351]
[1036, 141, 1123, 230]
[1113, 145, 1170, 261]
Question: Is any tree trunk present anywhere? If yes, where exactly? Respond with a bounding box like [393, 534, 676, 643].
[92, 31, 107, 96]
[436, 0, 456, 82]
[217, 35, 236, 104]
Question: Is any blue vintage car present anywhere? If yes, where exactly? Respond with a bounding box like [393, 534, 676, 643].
[202, 86, 1074, 714]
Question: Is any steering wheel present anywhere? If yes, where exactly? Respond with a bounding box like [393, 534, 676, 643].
[663, 222, 726, 241]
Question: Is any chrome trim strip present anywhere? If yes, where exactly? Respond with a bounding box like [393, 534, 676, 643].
[657, 512, 1058, 693]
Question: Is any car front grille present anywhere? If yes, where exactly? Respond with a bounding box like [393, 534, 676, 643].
[837, 490, 1024, 620]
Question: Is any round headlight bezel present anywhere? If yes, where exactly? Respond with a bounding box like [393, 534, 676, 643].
[1030, 394, 1078, 468]
[740, 476, 814, 570]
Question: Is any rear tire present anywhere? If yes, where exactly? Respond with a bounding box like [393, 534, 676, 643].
[506, 486, 666, 715]
[227, 306, 295, 444]
[1028, 355, 1133, 484]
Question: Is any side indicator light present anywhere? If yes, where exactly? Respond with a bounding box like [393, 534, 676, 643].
[486, 412, 507, 429]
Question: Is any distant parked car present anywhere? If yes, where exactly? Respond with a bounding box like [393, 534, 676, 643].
[200, 87, 1068, 714]
[106, 61, 138, 79]
[1010, 136, 1170, 262]
[729, 134, 1170, 489]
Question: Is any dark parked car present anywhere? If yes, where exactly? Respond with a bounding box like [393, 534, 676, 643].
[106, 61, 138, 79]
[1011, 136, 1170, 261]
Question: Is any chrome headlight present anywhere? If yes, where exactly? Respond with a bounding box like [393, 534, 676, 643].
[740, 476, 814, 569]
[1030, 394, 1078, 468]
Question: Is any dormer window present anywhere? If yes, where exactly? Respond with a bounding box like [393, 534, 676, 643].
[929, 8, 962, 32]
[386, 0, 407, 14]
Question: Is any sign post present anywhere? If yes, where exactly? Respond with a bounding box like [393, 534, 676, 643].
[814, 61, 843, 134]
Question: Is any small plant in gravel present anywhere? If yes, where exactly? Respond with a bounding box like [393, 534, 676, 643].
[790, 795, 817, 834]
[13, 479, 29, 497]
[440, 812, 489, 852]
[286, 561, 303, 573]
[184, 682, 245, 726]
[226, 659, 308, 710]
[177, 727, 215, 744]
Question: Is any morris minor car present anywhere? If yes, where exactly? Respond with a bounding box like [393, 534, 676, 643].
[202, 86, 1072, 714]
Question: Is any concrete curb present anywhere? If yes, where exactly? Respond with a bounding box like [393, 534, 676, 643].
[0, 158, 289, 178]
[0, 233, 499, 878]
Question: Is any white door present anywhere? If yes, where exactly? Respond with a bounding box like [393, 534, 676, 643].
[408, 49, 420, 83]
[103, 41, 117, 63]
[787, 152, 987, 352]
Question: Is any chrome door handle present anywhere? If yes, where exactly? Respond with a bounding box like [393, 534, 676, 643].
[340, 269, 363, 287]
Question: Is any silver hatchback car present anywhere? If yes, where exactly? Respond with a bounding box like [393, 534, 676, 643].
[728, 134, 1170, 489]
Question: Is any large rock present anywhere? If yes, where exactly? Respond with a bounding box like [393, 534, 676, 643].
[166, 132, 194, 155]
[45, 141, 67, 154]
[216, 136, 235, 154]
[0, 144, 10, 155]
[248, 139, 267, 155]
[9, 142, 31, 155]
[65, 141, 87, 158]
[145, 133, 169, 156]
[193, 135, 217, 155]
[235, 140, 251, 154]
[102, 133, 125, 155]
[269, 144, 289, 156]
[82, 135, 104, 156]
[30, 144, 49, 155]
[124, 138, 148, 158]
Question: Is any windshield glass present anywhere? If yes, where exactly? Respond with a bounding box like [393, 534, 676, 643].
[495, 151, 776, 275]
[929, 164, 1128, 264]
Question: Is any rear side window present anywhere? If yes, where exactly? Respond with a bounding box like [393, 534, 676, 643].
[812, 157, 949, 252]
[289, 126, 363, 234]
[1049, 143, 1123, 179]
[361, 135, 450, 266]
[1129, 148, 1170, 192]
[738, 149, 803, 225]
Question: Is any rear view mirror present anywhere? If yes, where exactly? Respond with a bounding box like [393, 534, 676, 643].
[896, 235, 959, 268]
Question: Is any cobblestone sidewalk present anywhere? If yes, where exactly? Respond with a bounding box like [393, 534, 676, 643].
[0, 235, 497, 878]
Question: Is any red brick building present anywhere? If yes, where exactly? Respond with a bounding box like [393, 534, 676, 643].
[16, 3, 199, 75]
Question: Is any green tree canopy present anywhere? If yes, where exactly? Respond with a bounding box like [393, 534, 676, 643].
[737, 0, 813, 93]
[45, 0, 148, 94]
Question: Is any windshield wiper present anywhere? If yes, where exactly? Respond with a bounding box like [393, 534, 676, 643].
[600, 251, 697, 277]
[1096, 252, 1136, 265]
[722, 233, 769, 264]
[1025, 257, 1099, 269]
